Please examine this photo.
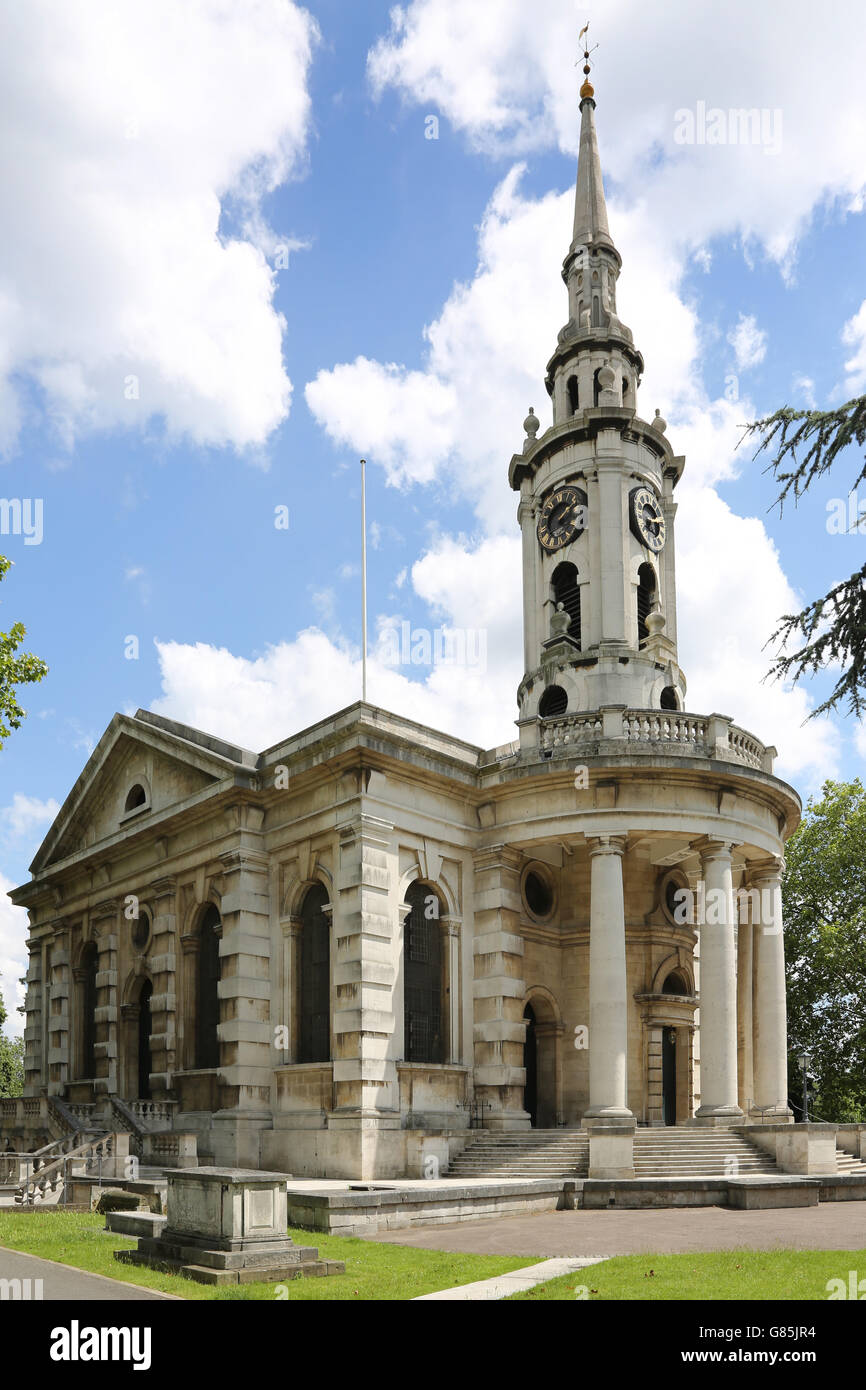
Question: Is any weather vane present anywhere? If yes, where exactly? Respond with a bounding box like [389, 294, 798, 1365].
[576, 20, 598, 93]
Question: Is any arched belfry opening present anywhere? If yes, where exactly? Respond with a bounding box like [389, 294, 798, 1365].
[403, 881, 445, 1064]
[539, 685, 568, 718]
[551, 561, 581, 646]
[298, 882, 331, 1063]
[567, 375, 580, 414]
[196, 904, 221, 1071]
[637, 563, 657, 646]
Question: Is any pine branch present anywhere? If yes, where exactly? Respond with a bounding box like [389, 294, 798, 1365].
[743, 396, 866, 513]
[764, 562, 866, 719]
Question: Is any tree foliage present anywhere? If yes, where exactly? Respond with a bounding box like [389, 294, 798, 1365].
[744, 396, 866, 719]
[783, 779, 866, 1121]
[0, 983, 24, 1098]
[0, 553, 48, 747]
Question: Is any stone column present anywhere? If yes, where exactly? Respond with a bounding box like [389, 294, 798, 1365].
[442, 917, 462, 1065]
[92, 905, 119, 1097]
[472, 846, 529, 1130]
[332, 812, 397, 1113]
[46, 924, 71, 1097]
[584, 835, 632, 1118]
[737, 881, 755, 1112]
[751, 858, 791, 1119]
[148, 878, 178, 1098]
[695, 840, 742, 1120]
[279, 915, 303, 1064]
[23, 942, 44, 1095]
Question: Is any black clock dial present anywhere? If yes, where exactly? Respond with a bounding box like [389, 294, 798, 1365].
[629, 485, 666, 553]
[537, 485, 588, 553]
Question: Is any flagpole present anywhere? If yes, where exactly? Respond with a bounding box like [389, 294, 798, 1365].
[361, 458, 367, 703]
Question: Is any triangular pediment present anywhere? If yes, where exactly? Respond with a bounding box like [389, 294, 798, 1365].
[30, 711, 257, 874]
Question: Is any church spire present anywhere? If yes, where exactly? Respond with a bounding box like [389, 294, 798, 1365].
[571, 75, 615, 256]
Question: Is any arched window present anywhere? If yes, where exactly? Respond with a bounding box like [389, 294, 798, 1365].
[124, 784, 148, 813]
[196, 904, 221, 1070]
[299, 883, 331, 1063]
[662, 970, 689, 996]
[660, 685, 678, 710]
[403, 882, 444, 1064]
[538, 685, 568, 717]
[593, 366, 602, 406]
[566, 375, 579, 415]
[637, 563, 656, 646]
[551, 562, 581, 646]
[622, 376, 631, 409]
[80, 943, 98, 1079]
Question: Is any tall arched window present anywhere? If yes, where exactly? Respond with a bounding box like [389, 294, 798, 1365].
[566, 375, 579, 415]
[299, 883, 331, 1063]
[593, 366, 602, 405]
[551, 561, 581, 646]
[80, 943, 98, 1079]
[138, 981, 153, 1100]
[637, 563, 656, 647]
[196, 904, 221, 1070]
[403, 882, 444, 1064]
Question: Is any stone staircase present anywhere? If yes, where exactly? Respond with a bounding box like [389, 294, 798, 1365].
[633, 1128, 777, 1176]
[835, 1145, 866, 1174]
[447, 1129, 590, 1179]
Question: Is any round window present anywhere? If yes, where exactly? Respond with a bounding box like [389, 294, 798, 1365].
[523, 869, 554, 919]
[132, 908, 150, 950]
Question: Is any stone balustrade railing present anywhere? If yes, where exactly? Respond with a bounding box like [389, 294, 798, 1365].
[538, 706, 776, 773]
[131, 1100, 177, 1130]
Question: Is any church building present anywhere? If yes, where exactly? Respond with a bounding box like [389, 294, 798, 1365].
[7, 74, 800, 1180]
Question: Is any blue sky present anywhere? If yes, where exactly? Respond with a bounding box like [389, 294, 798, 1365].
[2, 0, 866, 1028]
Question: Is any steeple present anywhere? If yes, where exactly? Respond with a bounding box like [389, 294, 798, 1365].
[508, 45, 687, 741]
[571, 82, 615, 255]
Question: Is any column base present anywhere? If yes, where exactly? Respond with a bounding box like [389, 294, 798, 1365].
[583, 1106, 634, 1124]
[747, 1104, 794, 1125]
[691, 1105, 744, 1127]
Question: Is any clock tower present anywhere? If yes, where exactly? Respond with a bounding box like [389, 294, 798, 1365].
[510, 71, 687, 737]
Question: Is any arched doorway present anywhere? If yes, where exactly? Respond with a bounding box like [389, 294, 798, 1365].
[662, 1026, 677, 1126]
[523, 1003, 538, 1125]
[137, 981, 153, 1100]
[522, 991, 562, 1127]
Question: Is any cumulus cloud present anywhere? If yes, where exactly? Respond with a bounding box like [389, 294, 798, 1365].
[0, 793, 61, 842]
[368, 0, 866, 269]
[0, 872, 27, 1037]
[841, 299, 866, 395]
[0, 0, 318, 457]
[728, 314, 768, 370]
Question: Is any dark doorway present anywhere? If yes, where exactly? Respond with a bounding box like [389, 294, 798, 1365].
[137, 982, 153, 1100]
[662, 1027, 677, 1125]
[523, 1003, 538, 1126]
[299, 883, 331, 1063]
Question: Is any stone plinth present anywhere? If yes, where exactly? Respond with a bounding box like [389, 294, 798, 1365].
[114, 1167, 344, 1285]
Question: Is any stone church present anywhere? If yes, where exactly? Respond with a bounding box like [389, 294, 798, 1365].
[8, 76, 800, 1180]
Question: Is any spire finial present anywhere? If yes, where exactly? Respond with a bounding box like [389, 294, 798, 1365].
[576, 21, 597, 102]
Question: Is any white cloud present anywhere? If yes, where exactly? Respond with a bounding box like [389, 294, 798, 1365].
[368, 0, 866, 270]
[841, 299, 866, 394]
[0, 871, 27, 1037]
[0, 793, 61, 842]
[728, 313, 767, 370]
[0, 0, 318, 457]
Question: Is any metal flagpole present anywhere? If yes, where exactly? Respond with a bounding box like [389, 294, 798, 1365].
[361, 458, 367, 702]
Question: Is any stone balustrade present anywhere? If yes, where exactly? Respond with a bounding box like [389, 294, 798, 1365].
[538, 706, 776, 773]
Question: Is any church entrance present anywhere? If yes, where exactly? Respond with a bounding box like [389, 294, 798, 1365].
[523, 1003, 538, 1125]
[662, 1026, 677, 1126]
[137, 982, 153, 1101]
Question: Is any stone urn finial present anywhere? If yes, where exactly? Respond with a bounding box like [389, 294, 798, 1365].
[523, 406, 540, 453]
[645, 607, 666, 638]
[651, 407, 668, 434]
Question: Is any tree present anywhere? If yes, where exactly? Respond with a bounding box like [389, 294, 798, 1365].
[782, 778, 866, 1121]
[0, 553, 48, 747]
[0, 982, 25, 1098]
[744, 395, 866, 719]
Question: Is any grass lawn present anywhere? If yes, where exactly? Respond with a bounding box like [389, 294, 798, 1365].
[0, 1209, 539, 1301]
[506, 1248, 866, 1300]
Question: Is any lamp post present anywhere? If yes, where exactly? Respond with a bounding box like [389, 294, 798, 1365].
[799, 1050, 810, 1122]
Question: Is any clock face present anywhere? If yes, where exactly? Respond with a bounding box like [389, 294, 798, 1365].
[629, 485, 666, 552]
[537, 485, 588, 553]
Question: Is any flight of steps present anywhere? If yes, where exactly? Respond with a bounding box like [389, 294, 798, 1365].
[633, 1127, 778, 1177]
[835, 1145, 866, 1174]
[446, 1129, 590, 1179]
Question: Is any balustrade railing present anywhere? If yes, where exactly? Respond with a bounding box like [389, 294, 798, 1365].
[537, 706, 773, 772]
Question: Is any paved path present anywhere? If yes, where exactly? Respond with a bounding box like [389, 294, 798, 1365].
[413, 1256, 606, 1300]
[362, 1203, 866, 1258]
[0, 1246, 177, 1300]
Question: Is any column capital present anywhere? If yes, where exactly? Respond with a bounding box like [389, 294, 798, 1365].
[746, 855, 785, 885]
[149, 877, 178, 903]
[586, 834, 627, 859]
[692, 836, 740, 864]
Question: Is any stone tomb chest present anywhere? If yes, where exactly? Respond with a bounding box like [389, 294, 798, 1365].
[116, 1167, 344, 1285]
